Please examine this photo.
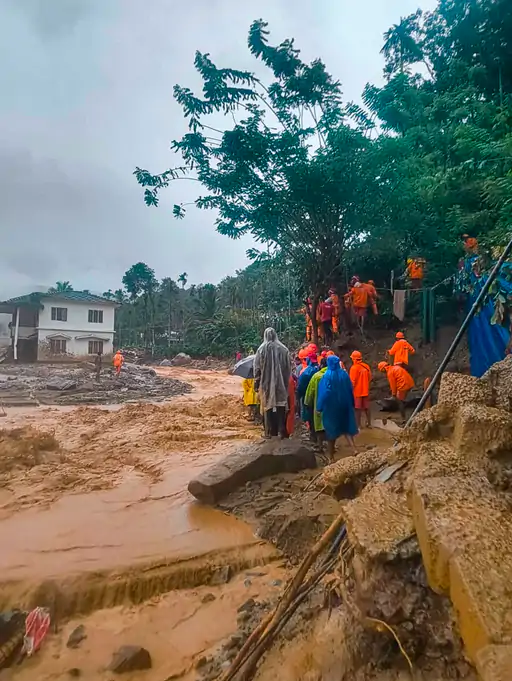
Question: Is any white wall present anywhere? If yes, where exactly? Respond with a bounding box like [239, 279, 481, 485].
[37, 297, 115, 359]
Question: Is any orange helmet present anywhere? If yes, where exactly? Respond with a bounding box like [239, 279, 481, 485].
[298, 348, 308, 359]
[350, 351, 362, 361]
[378, 361, 389, 372]
[307, 343, 318, 353]
[326, 350, 336, 357]
[396, 332, 405, 339]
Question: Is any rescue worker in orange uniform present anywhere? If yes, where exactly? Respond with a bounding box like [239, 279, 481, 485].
[298, 347, 309, 373]
[113, 350, 124, 375]
[303, 300, 313, 342]
[378, 361, 414, 421]
[406, 258, 425, 289]
[351, 282, 369, 332]
[462, 234, 478, 255]
[316, 303, 324, 342]
[388, 332, 415, 368]
[349, 350, 372, 428]
[328, 288, 341, 336]
[363, 280, 378, 315]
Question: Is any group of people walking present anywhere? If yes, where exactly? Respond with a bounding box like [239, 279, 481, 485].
[303, 277, 379, 343]
[243, 326, 417, 463]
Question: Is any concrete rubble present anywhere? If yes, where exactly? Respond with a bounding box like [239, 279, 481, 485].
[0, 362, 192, 405]
[313, 360, 512, 681]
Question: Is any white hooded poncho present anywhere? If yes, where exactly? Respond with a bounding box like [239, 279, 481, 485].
[253, 327, 291, 411]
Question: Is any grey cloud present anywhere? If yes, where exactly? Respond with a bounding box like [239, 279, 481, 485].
[0, 0, 436, 299]
[5, 0, 97, 40]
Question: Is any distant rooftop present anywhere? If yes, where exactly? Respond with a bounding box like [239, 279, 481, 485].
[0, 290, 117, 307]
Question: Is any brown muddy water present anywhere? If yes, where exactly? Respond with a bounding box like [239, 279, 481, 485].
[0, 367, 395, 680]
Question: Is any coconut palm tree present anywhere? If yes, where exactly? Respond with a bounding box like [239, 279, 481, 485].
[48, 281, 73, 293]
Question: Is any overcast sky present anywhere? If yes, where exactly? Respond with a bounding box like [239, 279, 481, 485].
[0, 0, 436, 298]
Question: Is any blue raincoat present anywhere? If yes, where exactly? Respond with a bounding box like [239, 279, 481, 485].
[317, 355, 358, 440]
[297, 360, 319, 421]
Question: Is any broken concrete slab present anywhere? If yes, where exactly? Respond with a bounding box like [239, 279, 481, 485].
[188, 440, 317, 504]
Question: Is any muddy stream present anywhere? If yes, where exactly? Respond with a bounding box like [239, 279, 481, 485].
[0, 367, 393, 681]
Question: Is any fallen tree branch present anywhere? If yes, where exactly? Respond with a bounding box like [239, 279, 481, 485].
[220, 511, 345, 681]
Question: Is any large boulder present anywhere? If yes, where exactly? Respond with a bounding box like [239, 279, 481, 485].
[171, 353, 192, 366]
[188, 440, 317, 504]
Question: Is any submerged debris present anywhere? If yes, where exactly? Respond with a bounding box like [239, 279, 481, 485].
[0, 363, 192, 405]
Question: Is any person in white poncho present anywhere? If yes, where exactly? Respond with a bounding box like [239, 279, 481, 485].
[254, 327, 291, 438]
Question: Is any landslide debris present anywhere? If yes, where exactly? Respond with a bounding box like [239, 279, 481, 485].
[0, 362, 192, 405]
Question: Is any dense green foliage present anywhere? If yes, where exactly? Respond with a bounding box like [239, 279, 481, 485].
[112, 260, 303, 357]
[47, 281, 73, 294]
[128, 0, 512, 352]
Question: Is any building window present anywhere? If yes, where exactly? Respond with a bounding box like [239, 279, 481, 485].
[50, 339, 67, 354]
[88, 340, 104, 354]
[88, 309, 104, 323]
[51, 307, 67, 322]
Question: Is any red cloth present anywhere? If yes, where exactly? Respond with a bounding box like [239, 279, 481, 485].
[23, 607, 51, 656]
[354, 396, 370, 410]
[319, 301, 333, 322]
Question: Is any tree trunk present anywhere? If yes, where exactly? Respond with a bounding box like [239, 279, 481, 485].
[310, 295, 320, 348]
[168, 281, 172, 349]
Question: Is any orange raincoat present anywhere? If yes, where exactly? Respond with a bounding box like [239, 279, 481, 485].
[349, 360, 372, 398]
[385, 365, 414, 399]
[388, 338, 415, 365]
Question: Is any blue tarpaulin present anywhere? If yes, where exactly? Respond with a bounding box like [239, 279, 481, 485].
[458, 257, 512, 377]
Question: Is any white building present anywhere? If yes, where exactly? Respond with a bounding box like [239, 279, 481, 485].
[0, 291, 117, 361]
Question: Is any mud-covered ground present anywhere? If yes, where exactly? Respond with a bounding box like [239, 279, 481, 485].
[0, 361, 193, 406]
[0, 353, 473, 681]
[0, 363, 400, 681]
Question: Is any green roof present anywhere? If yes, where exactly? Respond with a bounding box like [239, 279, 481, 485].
[0, 290, 116, 306]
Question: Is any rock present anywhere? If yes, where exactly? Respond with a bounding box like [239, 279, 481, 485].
[66, 624, 87, 649]
[201, 593, 216, 603]
[107, 645, 152, 673]
[46, 379, 78, 391]
[209, 565, 232, 585]
[243, 578, 252, 587]
[223, 634, 243, 652]
[195, 656, 208, 669]
[67, 669, 81, 678]
[159, 359, 172, 366]
[270, 579, 283, 587]
[188, 440, 317, 504]
[171, 353, 192, 366]
[237, 610, 251, 625]
[237, 598, 256, 614]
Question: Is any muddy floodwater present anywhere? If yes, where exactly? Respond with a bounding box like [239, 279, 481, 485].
[0, 369, 266, 583]
[0, 366, 394, 681]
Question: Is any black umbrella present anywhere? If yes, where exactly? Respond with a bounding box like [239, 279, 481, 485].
[232, 354, 255, 379]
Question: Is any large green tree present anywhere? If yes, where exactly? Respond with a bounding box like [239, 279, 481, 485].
[122, 262, 158, 348]
[135, 20, 378, 343]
